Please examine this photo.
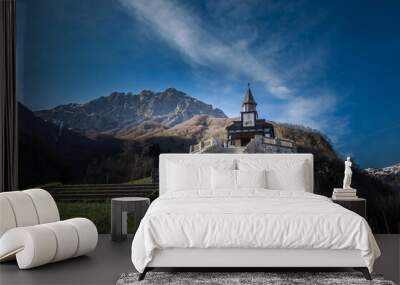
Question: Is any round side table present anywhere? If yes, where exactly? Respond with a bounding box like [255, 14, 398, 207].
[111, 197, 150, 242]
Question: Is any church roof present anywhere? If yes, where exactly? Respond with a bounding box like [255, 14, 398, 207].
[242, 84, 257, 106]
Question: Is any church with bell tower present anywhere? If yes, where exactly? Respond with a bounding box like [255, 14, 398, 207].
[226, 84, 275, 146]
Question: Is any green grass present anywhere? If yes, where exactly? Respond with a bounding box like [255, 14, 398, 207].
[57, 200, 111, 233]
[128, 176, 153, 184]
[49, 177, 155, 233]
[34, 176, 153, 188]
[57, 200, 141, 234]
[36, 182, 64, 188]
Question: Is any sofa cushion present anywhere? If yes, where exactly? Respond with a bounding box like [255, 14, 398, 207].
[42, 221, 79, 262]
[0, 196, 17, 237]
[24, 189, 60, 224]
[65, 218, 98, 257]
[0, 226, 57, 269]
[1, 191, 39, 227]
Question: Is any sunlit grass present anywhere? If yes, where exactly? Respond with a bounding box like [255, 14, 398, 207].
[57, 200, 111, 233]
[128, 176, 153, 184]
[57, 199, 140, 234]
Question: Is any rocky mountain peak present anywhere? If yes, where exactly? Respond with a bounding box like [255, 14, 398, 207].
[365, 164, 400, 191]
[138, 90, 154, 96]
[35, 88, 227, 132]
[366, 163, 400, 175]
[164, 87, 180, 93]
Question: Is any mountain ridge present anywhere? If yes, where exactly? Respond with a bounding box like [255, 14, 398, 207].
[35, 88, 227, 132]
[365, 164, 400, 191]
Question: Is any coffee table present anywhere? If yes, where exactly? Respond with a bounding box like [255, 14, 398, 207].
[111, 197, 150, 242]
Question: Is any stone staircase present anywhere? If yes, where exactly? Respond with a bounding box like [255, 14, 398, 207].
[189, 135, 296, 154]
[216, 147, 245, 154]
[189, 138, 246, 154]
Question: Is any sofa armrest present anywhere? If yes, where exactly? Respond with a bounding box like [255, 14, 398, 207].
[0, 218, 98, 269]
[0, 226, 57, 268]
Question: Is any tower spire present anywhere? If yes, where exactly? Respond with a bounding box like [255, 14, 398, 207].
[242, 83, 257, 112]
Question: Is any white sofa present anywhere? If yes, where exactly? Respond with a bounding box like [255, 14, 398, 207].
[0, 189, 98, 269]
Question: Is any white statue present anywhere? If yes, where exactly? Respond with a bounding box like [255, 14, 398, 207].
[343, 156, 353, 189]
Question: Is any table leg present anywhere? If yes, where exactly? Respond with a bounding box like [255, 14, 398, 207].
[122, 211, 127, 237]
[111, 201, 124, 242]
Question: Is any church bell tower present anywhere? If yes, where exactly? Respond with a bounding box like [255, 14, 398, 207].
[226, 83, 275, 146]
[241, 83, 258, 128]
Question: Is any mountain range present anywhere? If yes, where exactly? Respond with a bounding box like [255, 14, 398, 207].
[35, 88, 227, 132]
[365, 164, 400, 191]
[24, 87, 340, 188]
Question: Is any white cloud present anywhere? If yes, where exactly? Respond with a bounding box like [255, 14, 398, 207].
[282, 94, 337, 129]
[276, 93, 349, 143]
[119, 0, 291, 99]
[119, 0, 345, 139]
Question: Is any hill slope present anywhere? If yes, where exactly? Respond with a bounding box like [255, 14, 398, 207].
[113, 115, 236, 141]
[18, 103, 122, 187]
[111, 115, 338, 158]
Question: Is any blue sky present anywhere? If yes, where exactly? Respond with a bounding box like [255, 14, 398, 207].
[17, 0, 400, 168]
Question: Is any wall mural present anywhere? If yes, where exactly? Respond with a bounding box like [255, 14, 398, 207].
[17, 0, 399, 233]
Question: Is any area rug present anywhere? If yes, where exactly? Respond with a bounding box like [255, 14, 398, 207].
[116, 272, 396, 285]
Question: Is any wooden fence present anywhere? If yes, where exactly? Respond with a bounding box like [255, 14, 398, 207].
[44, 184, 159, 200]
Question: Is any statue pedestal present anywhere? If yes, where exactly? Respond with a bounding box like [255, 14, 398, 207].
[333, 188, 357, 192]
[332, 188, 358, 200]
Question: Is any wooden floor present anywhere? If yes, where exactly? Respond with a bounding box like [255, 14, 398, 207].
[0, 234, 398, 285]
